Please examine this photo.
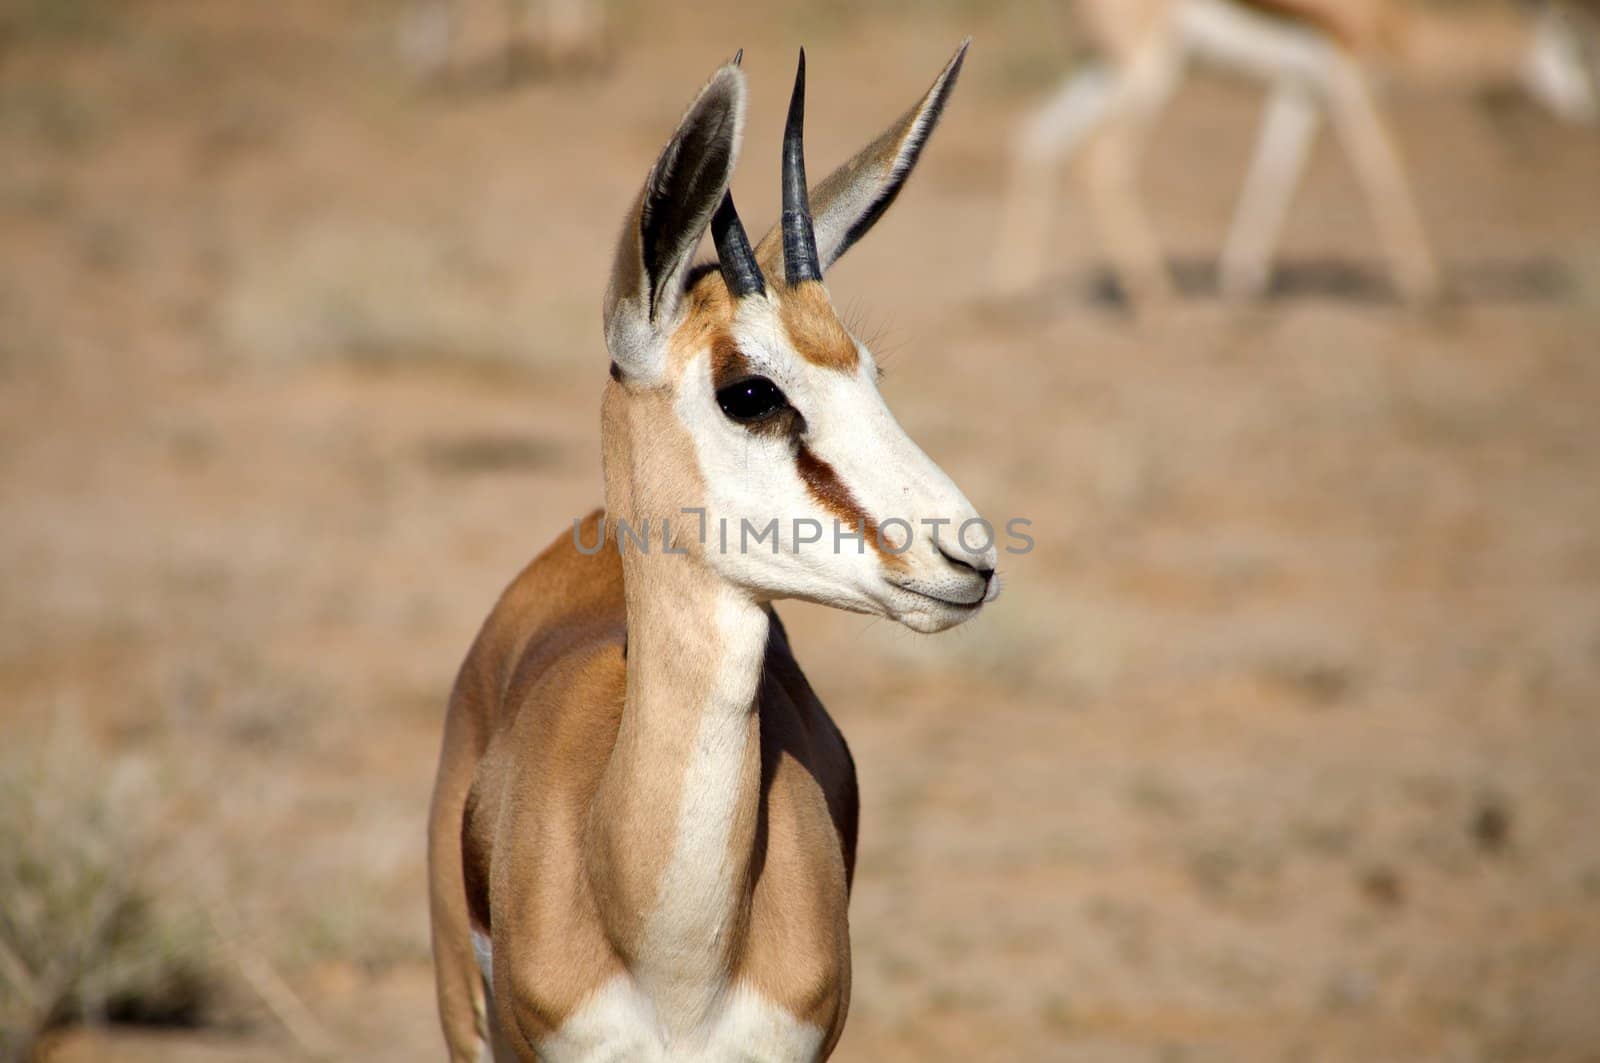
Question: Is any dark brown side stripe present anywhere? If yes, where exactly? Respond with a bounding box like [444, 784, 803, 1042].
[461, 789, 492, 933]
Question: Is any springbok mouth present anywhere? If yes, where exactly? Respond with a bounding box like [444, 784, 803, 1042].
[890, 582, 989, 610]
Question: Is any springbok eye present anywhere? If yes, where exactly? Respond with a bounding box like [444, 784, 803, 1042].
[716, 376, 789, 424]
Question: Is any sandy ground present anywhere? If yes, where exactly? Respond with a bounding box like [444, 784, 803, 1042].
[4, 0, 1600, 1060]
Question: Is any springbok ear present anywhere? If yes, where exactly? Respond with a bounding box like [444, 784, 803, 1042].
[756, 40, 967, 284]
[605, 61, 746, 379]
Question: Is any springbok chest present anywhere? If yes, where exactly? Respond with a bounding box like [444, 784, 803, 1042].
[476, 931, 826, 1061]
[527, 972, 827, 1063]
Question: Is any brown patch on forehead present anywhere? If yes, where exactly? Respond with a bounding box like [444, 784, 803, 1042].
[665, 268, 737, 377]
[796, 444, 907, 569]
[779, 281, 859, 372]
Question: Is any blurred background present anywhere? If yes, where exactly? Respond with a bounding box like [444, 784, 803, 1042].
[2, 0, 1598, 1060]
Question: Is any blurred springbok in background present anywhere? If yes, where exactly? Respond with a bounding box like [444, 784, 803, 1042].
[428, 44, 991, 1061]
[993, 0, 1600, 305]
[400, 0, 606, 81]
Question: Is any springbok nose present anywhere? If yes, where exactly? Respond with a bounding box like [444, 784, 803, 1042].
[936, 540, 994, 583]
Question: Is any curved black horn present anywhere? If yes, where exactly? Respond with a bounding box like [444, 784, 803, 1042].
[781, 49, 823, 285]
[712, 191, 765, 298]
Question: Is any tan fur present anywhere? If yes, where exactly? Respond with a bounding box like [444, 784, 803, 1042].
[1232, 0, 1396, 50]
[1389, 4, 1548, 86]
[431, 47, 974, 1061]
[1236, 0, 1554, 76]
[430, 509, 859, 1057]
[675, 269, 858, 377]
[428, 510, 630, 1057]
[667, 270, 736, 376]
[429, 310, 861, 1061]
[1078, 0, 1395, 55]
[733, 618, 858, 1034]
[779, 282, 860, 372]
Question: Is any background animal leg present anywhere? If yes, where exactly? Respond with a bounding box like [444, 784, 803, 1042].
[1324, 57, 1442, 302]
[992, 65, 1115, 295]
[1219, 81, 1322, 301]
[1077, 46, 1182, 306]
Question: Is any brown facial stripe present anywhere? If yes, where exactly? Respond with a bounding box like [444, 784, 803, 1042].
[779, 281, 858, 372]
[795, 444, 906, 567]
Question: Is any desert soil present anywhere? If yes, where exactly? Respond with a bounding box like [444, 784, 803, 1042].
[4, 1, 1600, 1060]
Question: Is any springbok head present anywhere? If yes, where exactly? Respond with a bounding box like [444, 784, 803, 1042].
[601, 44, 997, 634]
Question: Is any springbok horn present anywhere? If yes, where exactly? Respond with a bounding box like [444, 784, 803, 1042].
[712, 191, 766, 298]
[781, 49, 823, 285]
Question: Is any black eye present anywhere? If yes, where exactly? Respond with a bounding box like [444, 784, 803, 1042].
[716, 376, 789, 424]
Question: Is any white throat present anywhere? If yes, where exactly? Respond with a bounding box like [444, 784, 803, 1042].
[625, 573, 770, 1041]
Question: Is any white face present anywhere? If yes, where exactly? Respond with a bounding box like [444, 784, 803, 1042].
[669, 282, 998, 635]
[1525, 6, 1599, 124]
[603, 48, 983, 632]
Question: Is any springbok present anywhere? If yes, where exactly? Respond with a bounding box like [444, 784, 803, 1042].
[992, 0, 1600, 304]
[428, 44, 991, 1061]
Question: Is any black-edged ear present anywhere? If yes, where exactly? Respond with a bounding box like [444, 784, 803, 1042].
[605, 61, 745, 379]
[756, 40, 967, 284]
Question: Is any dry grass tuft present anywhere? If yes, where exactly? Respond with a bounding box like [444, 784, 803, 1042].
[0, 726, 217, 1061]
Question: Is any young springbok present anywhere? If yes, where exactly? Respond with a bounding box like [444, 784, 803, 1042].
[992, 0, 1600, 304]
[428, 44, 990, 1061]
